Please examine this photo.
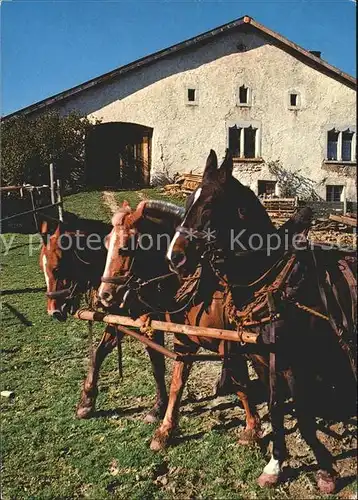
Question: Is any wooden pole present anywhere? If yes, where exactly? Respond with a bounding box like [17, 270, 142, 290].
[49, 163, 56, 205]
[74, 309, 259, 344]
[56, 179, 64, 222]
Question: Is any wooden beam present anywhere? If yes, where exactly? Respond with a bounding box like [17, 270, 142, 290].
[74, 309, 259, 344]
[329, 214, 357, 227]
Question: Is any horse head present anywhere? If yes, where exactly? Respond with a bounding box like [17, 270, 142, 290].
[39, 220, 73, 321]
[39, 214, 108, 321]
[166, 149, 276, 276]
[98, 200, 184, 309]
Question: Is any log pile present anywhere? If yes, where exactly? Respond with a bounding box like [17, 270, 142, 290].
[162, 173, 202, 196]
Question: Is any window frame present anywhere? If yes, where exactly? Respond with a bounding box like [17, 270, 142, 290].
[185, 86, 199, 106]
[326, 184, 344, 202]
[227, 120, 262, 160]
[287, 90, 301, 110]
[324, 126, 356, 164]
[236, 84, 252, 107]
[258, 180, 277, 197]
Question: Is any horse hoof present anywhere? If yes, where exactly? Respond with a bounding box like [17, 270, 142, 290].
[144, 411, 159, 424]
[257, 473, 279, 488]
[143, 404, 167, 424]
[238, 428, 260, 446]
[150, 430, 169, 451]
[76, 405, 94, 419]
[316, 470, 336, 494]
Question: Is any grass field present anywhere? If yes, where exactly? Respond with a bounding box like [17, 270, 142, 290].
[1, 189, 356, 499]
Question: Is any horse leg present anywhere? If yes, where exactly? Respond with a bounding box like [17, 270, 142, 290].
[76, 325, 118, 419]
[150, 353, 195, 451]
[291, 374, 337, 494]
[256, 361, 287, 489]
[230, 357, 261, 445]
[143, 330, 168, 424]
[257, 386, 287, 488]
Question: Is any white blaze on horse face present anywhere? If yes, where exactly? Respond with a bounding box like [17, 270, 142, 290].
[263, 455, 280, 476]
[101, 228, 118, 281]
[42, 254, 50, 290]
[166, 187, 202, 263]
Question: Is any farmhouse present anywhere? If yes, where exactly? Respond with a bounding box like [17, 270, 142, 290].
[4, 15, 357, 200]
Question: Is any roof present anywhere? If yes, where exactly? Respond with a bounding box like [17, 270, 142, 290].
[3, 15, 356, 120]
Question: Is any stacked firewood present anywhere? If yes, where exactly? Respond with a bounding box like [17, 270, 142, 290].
[162, 173, 202, 196]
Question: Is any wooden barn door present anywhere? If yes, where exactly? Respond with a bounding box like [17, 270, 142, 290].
[85, 123, 152, 188]
[119, 133, 151, 188]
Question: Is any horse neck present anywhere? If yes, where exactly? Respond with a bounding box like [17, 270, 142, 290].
[134, 220, 174, 280]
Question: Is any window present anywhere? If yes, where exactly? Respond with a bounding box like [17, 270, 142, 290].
[327, 129, 339, 160]
[287, 91, 301, 109]
[228, 126, 241, 157]
[290, 94, 298, 106]
[326, 185, 343, 202]
[326, 128, 356, 162]
[237, 85, 251, 106]
[258, 180, 276, 197]
[185, 87, 198, 105]
[244, 127, 256, 158]
[342, 130, 354, 161]
[188, 89, 196, 102]
[228, 123, 260, 159]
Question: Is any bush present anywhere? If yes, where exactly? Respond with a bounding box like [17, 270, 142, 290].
[1, 111, 100, 192]
[267, 160, 323, 201]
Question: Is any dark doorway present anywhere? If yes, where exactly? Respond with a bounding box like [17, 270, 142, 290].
[85, 122, 153, 188]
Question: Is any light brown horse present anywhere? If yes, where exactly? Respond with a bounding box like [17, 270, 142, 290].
[39, 213, 168, 423]
[98, 200, 266, 448]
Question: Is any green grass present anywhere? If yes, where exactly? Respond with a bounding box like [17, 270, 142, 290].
[1, 189, 354, 499]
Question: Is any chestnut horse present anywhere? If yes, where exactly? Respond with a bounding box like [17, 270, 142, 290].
[39, 212, 168, 422]
[165, 149, 356, 493]
[98, 199, 309, 449]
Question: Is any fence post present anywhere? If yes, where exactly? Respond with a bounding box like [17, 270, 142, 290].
[49, 163, 56, 205]
[56, 179, 64, 222]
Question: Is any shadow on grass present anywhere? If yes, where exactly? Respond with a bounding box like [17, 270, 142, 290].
[1, 287, 46, 296]
[3, 302, 33, 326]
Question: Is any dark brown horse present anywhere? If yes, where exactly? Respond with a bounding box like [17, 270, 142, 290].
[165, 149, 356, 493]
[39, 212, 168, 422]
[98, 199, 293, 450]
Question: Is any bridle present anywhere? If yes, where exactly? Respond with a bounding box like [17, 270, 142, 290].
[45, 246, 93, 302]
[99, 231, 201, 315]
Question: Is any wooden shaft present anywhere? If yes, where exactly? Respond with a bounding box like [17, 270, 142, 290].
[74, 310, 259, 343]
[116, 325, 180, 360]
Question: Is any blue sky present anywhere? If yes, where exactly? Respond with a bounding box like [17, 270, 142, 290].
[1, 0, 356, 116]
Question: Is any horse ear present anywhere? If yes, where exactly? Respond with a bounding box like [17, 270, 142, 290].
[40, 221, 48, 235]
[218, 149, 233, 183]
[53, 224, 61, 238]
[203, 149, 218, 179]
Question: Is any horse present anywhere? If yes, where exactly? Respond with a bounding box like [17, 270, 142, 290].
[164, 149, 357, 493]
[97, 198, 309, 451]
[39, 212, 168, 422]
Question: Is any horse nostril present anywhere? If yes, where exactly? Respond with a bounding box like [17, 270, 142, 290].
[100, 291, 113, 305]
[171, 251, 186, 268]
[51, 310, 66, 322]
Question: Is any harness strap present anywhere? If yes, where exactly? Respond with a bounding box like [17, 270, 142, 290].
[46, 288, 71, 299]
[267, 291, 277, 410]
[312, 250, 357, 380]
